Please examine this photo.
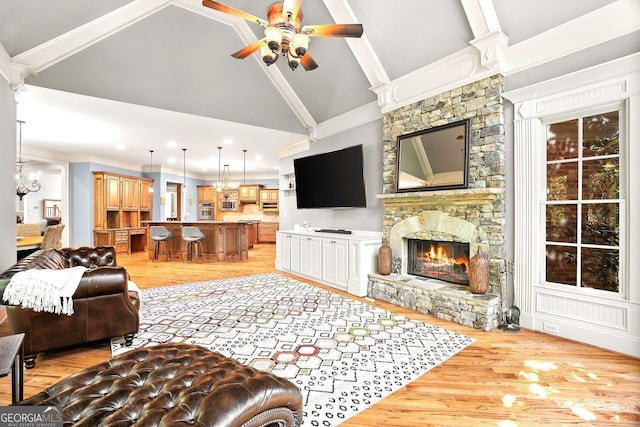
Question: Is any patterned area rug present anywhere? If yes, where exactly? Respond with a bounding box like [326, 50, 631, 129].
[112, 273, 474, 426]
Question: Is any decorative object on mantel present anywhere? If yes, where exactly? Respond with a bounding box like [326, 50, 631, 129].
[469, 247, 489, 294]
[15, 120, 41, 200]
[378, 237, 392, 275]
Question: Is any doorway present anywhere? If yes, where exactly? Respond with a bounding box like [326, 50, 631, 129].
[165, 182, 184, 221]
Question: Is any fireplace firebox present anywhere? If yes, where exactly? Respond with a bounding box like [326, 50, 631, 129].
[408, 239, 470, 285]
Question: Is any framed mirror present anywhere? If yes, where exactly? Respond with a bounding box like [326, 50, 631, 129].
[395, 120, 470, 192]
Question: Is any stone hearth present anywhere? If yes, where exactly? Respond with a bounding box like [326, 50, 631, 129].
[368, 273, 500, 331]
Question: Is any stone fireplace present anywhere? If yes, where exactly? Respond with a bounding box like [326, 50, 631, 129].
[368, 75, 507, 331]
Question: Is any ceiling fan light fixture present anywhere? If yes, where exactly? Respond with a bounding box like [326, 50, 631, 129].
[287, 52, 300, 70]
[203, 0, 363, 72]
[261, 45, 278, 66]
[291, 34, 309, 57]
[265, 27, 282, 52]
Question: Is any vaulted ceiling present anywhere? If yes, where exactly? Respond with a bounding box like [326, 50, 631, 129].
[0, 0, 637, 178]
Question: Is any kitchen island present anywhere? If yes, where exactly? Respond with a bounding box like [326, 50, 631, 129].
[146, 221, 257, 261]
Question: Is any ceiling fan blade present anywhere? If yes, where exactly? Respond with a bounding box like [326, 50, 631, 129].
[301, 24, 363, 38]
[282, 0, 303, 19]
[231, 38, 266, 59]
[300, 53, 318, 71]
[202, 0, 268, 27]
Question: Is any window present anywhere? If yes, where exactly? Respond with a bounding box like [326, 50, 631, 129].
[544, 109, 621, 293]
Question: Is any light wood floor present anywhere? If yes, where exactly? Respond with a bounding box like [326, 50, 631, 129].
[1, 244, 638, 426]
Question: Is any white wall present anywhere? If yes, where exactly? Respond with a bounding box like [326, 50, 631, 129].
[0, 80, 17, 270]
[279, 120, 383, 233]
[21, 169, 62, 224]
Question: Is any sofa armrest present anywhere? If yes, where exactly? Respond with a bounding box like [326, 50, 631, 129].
[0, 279, 10, 303]
[74, 266, 129, 298]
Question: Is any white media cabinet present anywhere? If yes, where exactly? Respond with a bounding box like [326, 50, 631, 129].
[276, 229, 382, 297]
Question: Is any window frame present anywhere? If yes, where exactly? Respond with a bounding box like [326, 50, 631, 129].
[540, 101, 627, 299]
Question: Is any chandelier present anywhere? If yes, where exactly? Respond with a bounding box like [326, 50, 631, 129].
[215, 146, 237, 199]
[15, 120, 41, 201]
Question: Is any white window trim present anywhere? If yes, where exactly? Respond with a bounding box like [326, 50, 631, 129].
[503, 53, 640, 357]
[541, 104, 624, 298]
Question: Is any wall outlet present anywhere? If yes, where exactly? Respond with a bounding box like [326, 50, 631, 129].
[543, 322, 560, 334]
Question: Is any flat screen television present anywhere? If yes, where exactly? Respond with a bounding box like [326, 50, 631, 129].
[294, 145, 367, 209]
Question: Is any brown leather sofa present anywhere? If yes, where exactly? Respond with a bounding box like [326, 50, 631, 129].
[16, 343, 304, 427]
[0, 246, 140, 368]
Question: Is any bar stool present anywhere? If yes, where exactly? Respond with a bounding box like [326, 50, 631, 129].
[150, 226, 173, 261]
[182, 226, 205, 263]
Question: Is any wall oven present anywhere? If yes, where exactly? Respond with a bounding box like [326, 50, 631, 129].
[197, 203, 215, 220]
[220, 199, 237, 211]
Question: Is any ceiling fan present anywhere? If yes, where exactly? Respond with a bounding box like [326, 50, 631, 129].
[202, 0, 364, 71]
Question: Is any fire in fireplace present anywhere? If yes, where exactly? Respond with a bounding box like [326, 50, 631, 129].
[408, 239, 470, 285]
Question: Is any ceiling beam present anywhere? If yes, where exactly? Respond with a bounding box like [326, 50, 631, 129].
[461, 0, 502, 38]
[322, 0, 389, 89]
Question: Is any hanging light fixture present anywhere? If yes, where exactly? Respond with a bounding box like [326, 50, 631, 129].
[216, 146, 223, 193]
[15, 120, 41, 201]
[220, 164, 236, 199]
[182, 148, 187, 193]
[243, 149, 247, 185]
[148, 150, 154, 193]
[215, 146, 237, 198]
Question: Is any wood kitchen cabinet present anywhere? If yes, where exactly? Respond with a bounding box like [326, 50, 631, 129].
[105, 174, 121, 210]
[94, 171, 153, 253]
[258, 222, 279, 243]
[259, 189, 279, 211]
[121, 177, 139, 210]
[197, 185, 215, 203]
[140, 180, 153, 209]
[239, 184, 262, 204]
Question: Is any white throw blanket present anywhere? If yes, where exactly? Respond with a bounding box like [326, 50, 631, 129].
[3, 267, 87, 315]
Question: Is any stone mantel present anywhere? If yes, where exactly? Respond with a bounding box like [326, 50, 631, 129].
[377, 188, 504, 206]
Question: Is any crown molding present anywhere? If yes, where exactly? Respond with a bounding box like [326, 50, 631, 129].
[506, 0, 640, 74]
[276, 138, 310, 159]
[375, 46, 493, 113]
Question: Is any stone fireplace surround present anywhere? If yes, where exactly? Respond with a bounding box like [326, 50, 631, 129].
[368, 75, 507, 331]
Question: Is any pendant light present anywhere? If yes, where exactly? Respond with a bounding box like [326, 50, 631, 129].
[243, 149, 247, 185]
[182, 148, 187, 193]
[148, 150, 154, 193]
[216, 146, 222, 192]
[16, 120, 41, 200]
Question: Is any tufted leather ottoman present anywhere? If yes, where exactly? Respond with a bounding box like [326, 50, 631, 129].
[15, 343, 303, 427]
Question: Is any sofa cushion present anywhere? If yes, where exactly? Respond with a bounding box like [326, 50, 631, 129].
[0, 249, 68, 279]
[16, 343, 303, 426]
[62, 246, 117, 268]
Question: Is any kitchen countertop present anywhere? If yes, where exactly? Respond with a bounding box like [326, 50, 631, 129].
[143, 220, 260, 224]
